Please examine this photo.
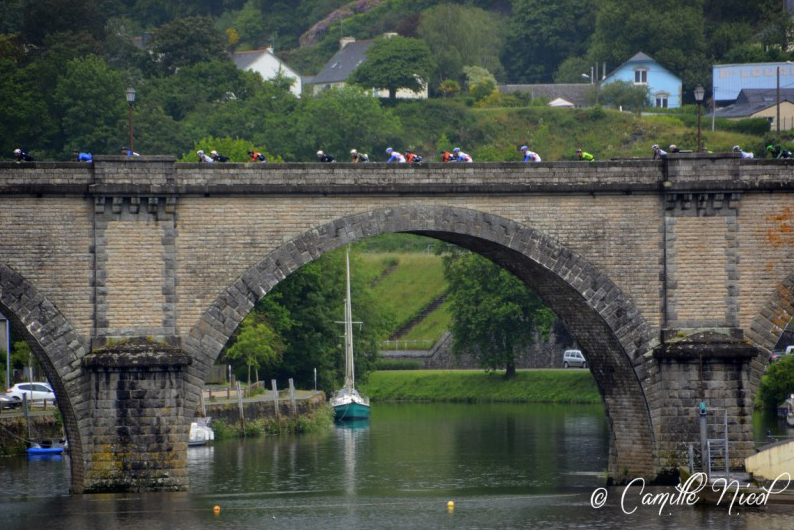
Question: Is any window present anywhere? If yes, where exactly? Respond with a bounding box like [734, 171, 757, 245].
[654, 93, 669, 108]
[634, 69, 648, 85]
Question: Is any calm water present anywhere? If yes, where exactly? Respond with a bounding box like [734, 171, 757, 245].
[2, 403, 794, 529]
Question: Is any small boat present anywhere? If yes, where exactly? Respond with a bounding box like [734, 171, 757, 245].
[27, 439, 67, 456]
[188, 417, 214, 446]
[330, 247, 371, 421]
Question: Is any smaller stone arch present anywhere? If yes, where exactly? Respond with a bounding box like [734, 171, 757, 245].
[0, 263, 89, 493]
[186, 205, 659, 481]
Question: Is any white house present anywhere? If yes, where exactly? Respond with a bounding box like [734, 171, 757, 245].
[233, 48, 302, 97]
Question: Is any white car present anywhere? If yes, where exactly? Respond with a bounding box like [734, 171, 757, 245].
[6, 382, 56, 403]
[562, 349, 587, 369]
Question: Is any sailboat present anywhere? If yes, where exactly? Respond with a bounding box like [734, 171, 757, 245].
[330, 247, 371, 421]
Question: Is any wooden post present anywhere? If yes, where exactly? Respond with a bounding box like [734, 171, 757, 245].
[236, 382, 245, 434]
[288, 378, 297, 418]
[271, 379, 279, 416]
[199, 390, 206, 417]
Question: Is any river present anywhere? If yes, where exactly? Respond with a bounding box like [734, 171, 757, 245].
[2, 403, 794, 529]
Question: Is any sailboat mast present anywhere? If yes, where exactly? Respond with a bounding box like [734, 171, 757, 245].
[344, 246, 355, 389]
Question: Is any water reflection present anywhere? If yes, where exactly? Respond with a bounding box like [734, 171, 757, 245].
[2, 403, 794, 529]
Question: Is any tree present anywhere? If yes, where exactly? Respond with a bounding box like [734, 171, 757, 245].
[417, 4, 505, 89]
[502, 0, 596, 84]
[554, 56, 596, 84]
[758, 355, 794, 411]
[150, 16, 229, 74]
[439, 79, 460, 99]
[249, 248, 392, 393]
[290, 86, 402, 161]
[52, 55, 127, 156]
[349, 35, 435, 101]
[20, 0, 107, 47]
[224, 316, 283, 386]
[588, 0, 708, 98]
[463, 66, 497, 101]
[597, 79, 649, 113]
[443, 252, 555, 378]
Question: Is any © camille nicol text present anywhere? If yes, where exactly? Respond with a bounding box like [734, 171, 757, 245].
[589, 472, 791, 515]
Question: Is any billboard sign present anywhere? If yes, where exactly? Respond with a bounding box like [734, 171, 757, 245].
[713, 62, 794, 101]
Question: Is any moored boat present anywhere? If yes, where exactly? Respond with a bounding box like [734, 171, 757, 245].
[330, 247, 371, 421]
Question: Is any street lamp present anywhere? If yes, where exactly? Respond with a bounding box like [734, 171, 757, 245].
[126, 86, 136, 155]
[694, 84, 705, 153]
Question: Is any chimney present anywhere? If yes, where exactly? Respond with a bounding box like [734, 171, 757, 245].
[340, 36, 356, 49]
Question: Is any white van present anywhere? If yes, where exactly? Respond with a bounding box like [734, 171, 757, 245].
[562, 349, 587, 368]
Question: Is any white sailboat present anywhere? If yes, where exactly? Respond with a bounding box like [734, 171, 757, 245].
[330, 247, 371, 421]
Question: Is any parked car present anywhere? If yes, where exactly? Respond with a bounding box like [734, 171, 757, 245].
[0, 394, 22, 410]
[770, 345, 794, 362]
[5, 382, 56, 403]
[562, 349, 587, 368]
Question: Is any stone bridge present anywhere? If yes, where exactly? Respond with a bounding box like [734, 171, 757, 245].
[1, 155, 793, 493]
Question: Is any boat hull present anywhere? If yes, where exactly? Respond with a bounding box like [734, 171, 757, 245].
[27, 447, 64, 455]
[333, 401, 370, 421]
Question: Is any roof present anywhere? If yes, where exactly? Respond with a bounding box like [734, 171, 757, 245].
[604, 51, 680, 81]
[498, 84, 594, 107]
[548, 97, 575, 107]
[711, 88, 794, 118]
[311, 40, 374, 85]
[232, 49, 298, 77]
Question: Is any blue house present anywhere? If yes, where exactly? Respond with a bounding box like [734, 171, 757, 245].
[601, 52, 682, 109]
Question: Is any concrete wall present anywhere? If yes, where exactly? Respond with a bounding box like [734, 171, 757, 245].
[746, 439, 794, 482]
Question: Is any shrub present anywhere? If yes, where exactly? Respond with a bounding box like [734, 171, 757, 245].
[757, 355, 794, 411]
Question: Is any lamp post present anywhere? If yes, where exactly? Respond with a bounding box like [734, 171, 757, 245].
[126, 86, 136, 154]
[694, 84, 705, 153]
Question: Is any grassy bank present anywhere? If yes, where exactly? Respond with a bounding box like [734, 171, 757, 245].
[359, 369, 600, 404]
[211, 403, 334, 440]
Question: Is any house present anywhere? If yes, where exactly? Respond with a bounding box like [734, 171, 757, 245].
[712, 62, 794, 105]
[601, 52, 682, 109]
[309, 36, 428, 99]
[710, 88, 794, 130]
[233, 48, 302, 97]
[498, 84, 593, 107]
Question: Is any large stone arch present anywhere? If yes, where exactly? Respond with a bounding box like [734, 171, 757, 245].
[184, 205, 658, 481]
[0, 263, 88, 493]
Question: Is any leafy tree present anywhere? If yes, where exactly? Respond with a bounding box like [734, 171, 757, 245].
[758, 355, 794, 411]
[554, 56, 596, 84]
[52, 55, 127, 157]
[150, 16, 229, 74]
[502, 0, 596, 84]
[349, 35, 435, 101]
[439, 79, 460, 99]
[463, 66, 497, 101]
[20, 0, 107, 47]
[0, 60, 58, 158]
[179, 135, 278, 162]
[251, 248, 392, 393]
[290, 86, 402, 161]
[589, 0, 708, 98]
[417, 3, 505, 89]
[225, 316, 283, 386]
[597, 79, 649, 113]
[143, 60, 263, 121]
[181, 75, 299, 158]
[442, 251, 555, 378]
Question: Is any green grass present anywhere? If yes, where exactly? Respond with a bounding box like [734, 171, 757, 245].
[359, 369, 601, 404]
[398, 299, 451, 345]
[360, 252, 448, 332]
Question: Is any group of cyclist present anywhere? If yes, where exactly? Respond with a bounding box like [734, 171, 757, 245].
[11, 143, 794, 164]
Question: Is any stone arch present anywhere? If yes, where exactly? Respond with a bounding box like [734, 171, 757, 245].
[0, 263, 88, 493]
[185, 205, 658, 480]
[745, 271, 794, 408]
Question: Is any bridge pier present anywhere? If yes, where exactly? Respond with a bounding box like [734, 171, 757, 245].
[649, 330, 762, 476]
[80, 339, 192, 493]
